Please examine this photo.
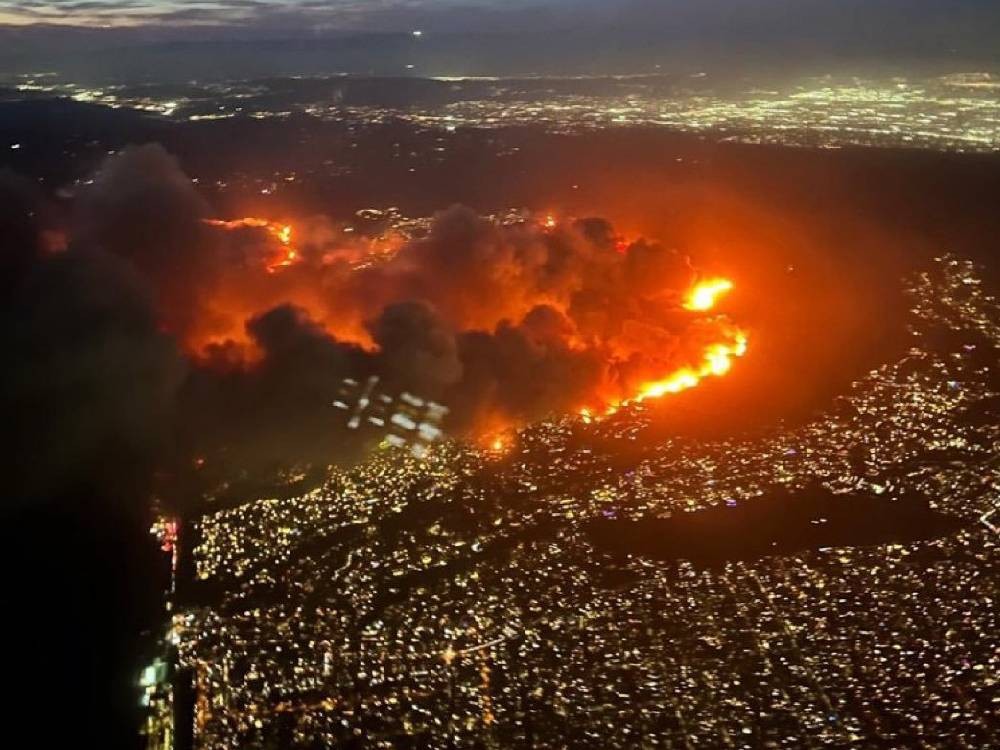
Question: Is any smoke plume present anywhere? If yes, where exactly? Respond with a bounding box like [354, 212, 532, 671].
[1, 144, 746, 494]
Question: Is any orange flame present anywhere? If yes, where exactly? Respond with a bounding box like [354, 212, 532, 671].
[584, 277, 748, 417]
[631, 331, 748, 402]
[196, 216, 749, 432]
[204, 217, 299, 273]
[683, 278, 734, 312]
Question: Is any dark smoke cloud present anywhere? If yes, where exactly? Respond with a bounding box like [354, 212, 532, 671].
[75, 143, 216, 338]
[0, 156, 191, 750]
[1, 167, 183, 508]
[367, 300, 463, 396]
[2, 144, 739, 497]
[450, 316, 608, 429]
[178, 305, 374, 474]
[339, 205, 695, 336]
[0, 170, 46, 285]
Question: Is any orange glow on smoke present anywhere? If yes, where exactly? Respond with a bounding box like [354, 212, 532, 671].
[194, 212, 748, 435]
[683, 278, 734, 312]
[189, 215, 403, 358]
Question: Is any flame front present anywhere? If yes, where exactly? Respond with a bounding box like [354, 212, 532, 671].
[592, 276, 747, 415]
[632, 331, 748, 402]
[634, 277, 746, 402]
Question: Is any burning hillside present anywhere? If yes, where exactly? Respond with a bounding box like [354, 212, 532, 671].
[4, 144, 750, 483]
[196, 206, 749, 427]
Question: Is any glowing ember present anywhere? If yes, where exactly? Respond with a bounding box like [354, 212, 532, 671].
[684, 278, 735, 311]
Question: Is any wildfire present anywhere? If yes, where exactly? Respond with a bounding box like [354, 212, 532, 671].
[585, 276, 748, 416]
[194, 209, 748, 437]
[633, 276, 746, 402]
[632, 331, 748, 402]
[484, 433, 513, 455]
[683, 278, 734, 312]
[204, 217, 299, 273]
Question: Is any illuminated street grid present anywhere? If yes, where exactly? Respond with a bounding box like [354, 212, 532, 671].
[163, 255, 999, 749]
[396, 75, 1000, 152]
[12, 72, 1000, 152]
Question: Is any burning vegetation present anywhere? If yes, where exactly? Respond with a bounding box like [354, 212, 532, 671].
[3, 144, 750, 485]
[196, 205, 749, 430]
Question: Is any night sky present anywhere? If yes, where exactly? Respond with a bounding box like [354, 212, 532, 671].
[0, 0, 997, 36]
[1, 0, 997, 79]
